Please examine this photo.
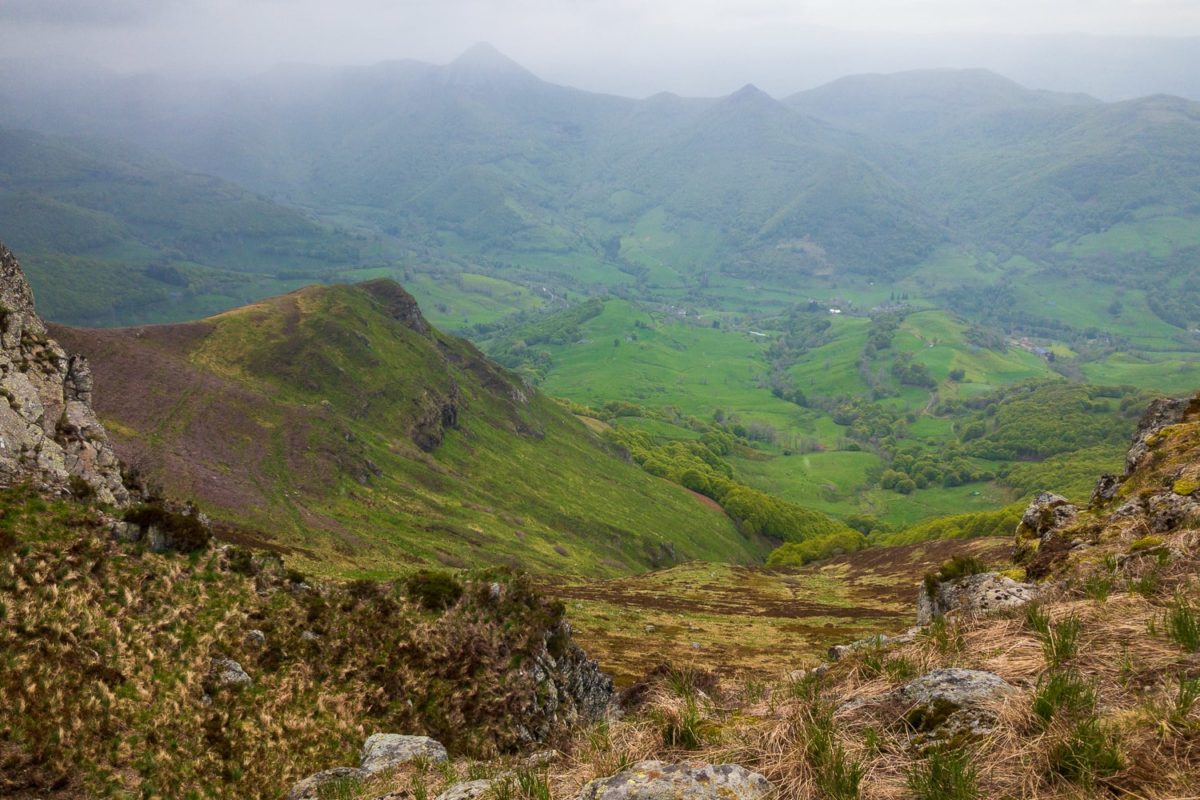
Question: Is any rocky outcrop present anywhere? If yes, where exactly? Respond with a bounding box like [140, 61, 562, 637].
[829, 629, 918, 661]
[1123, 395, 1199, 477]
[514, 619, 614, 743]
[0, 243, 128, 505]
[361, 279, 431, 336]
[917, 572, 1038, 625]
[360, 734, 447, 775]
[1014, 492, 1077, 563]
[287, 733, 449, 799]
[578, 761, 774, 800]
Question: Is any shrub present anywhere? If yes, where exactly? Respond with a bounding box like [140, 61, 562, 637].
[1048, 718, 1123, 785]
[767, 530, 869, 567]
[1042, 616, 1082, 669]
[806, 710, 864, 800]
[1165, 595, 1200, 652]
[661, 697, 707, 750]
[924, 555, 988, 598]
[404, 569, 464, 611]
[68, 475, 95, 502]
[906, 746, 979, 800]
[1082, 574, 1113, 603]
[1032, 671, 1095, 726]
[122, 503, 211, 552]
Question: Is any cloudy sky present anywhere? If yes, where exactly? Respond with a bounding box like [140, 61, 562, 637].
[2, 0, 1198, 97]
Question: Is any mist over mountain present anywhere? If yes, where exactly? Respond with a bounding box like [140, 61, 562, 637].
[3, 45, 1199, 339]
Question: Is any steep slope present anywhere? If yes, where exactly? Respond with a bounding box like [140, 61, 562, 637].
[0, 490, 612, 798]
[0, 243, 126, 503]
[52, 279, 769, 577]
[0, 126, 366, 325]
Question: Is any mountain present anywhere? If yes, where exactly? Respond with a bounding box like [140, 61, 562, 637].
[51, 277, 772, 577]
[4, 49, 1200, 338]
[0, 126, 370, 325]
[787, 68, 1099, 138]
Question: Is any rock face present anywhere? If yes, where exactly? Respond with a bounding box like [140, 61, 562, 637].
[360, 733, 447, 775]
[514, 619, 614, 744]
[899, 668, 1013, 746]
[1014, 492, 1078, 562]
[917, 572, 1038, 625]
[0, 243, 128, 505]
[1124, 395, 1199, 476]
[578, 760, 774, 800]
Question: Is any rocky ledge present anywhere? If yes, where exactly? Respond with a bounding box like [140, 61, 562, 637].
[0, 242, 128, 504]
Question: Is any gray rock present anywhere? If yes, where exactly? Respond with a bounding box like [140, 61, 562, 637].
[301, 630, 321, 642]
[0, 243, 128, 505]
[578, 760, 773, 799]
[917, 572, 1038, 625]
[1091, 474, 1120, 504]
[1125, 395, 1197, 476]
[512, 620, 613, 744]
[1147, 491, 1200, 533]
[286, 767, 367, 800]
[359, 733, 447, 775]
[899, 668, 1013, 745]
[245, 629, 266, 645]
[1019, 492, 1077, 538]
[829, 629, 918, 661]
[210, 656, 251, 689]
[435, 779, 496, 800]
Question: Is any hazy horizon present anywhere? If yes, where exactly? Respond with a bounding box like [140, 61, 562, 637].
[2, 1, 1200, 101]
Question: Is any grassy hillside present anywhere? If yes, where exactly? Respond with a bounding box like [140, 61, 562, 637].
[0, 127, 380, 326]
[53, 281, 770, 578]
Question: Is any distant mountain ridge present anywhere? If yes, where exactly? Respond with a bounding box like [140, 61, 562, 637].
[2, 47, 1199, 335]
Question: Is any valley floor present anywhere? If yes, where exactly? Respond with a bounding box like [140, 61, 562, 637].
[545, 538, 1012, 685]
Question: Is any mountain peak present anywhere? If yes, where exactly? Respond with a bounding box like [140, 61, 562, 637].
[445, 42, 535, 83]
[728, 83, 774, 102]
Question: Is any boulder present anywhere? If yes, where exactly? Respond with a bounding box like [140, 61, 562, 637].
[578, 761, 773, 800]
[360, 733, 447, 775]
[916, 572, 1038, 625]
[1019, 492, 1077, 537]
[210, 657, 251, 689]
[435, 779, 496, 800]
[286, 767, 367, 800]
[899, 668, 1013, 746]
